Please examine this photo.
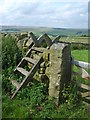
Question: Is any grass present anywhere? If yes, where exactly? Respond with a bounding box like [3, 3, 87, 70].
[71, 49, 90, 85]
[71, 50, 88, 62]
[2, 35, 90, 119]
[2, 89, 89, 119]
[2, 92, 29, 118]
[60, 36, 89, 44]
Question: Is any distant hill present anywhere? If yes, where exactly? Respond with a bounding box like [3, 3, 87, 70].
[0, 25, 88, 36]
[2, 28, 20, 32]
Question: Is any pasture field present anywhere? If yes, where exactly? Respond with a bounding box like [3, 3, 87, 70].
[48, 36, 89, 44]
[60, 36, 89, 44]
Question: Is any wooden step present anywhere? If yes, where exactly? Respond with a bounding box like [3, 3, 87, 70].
[14, 59, 27, 71]
[32, 47, 44, 53]
[14, 44, 35, 71]
[80, 91, 90, 97]
[32, 54, 41, 60]
[24, 57, 37, 64]
[11, 56, 43, 99]
[86, 97, 90, 100]
[11, 80, 20, 89]
[16, 67, 29, 76]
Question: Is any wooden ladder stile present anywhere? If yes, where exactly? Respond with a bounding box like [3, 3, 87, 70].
[11, 56, 43, 99]
[9, 33, 55, 99]
[10, 43, 44, 99]
[11, 46, 43, 99]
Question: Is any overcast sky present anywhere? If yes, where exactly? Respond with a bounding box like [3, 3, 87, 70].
[0, 0, 89, 28]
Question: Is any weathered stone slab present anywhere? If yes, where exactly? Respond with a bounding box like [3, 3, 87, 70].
[46, 42, 71, 106]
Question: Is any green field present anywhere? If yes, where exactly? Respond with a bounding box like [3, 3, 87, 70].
[60, 37, 89, 44]
[72, 50, 88, 62]
[1, 26, 88, 36]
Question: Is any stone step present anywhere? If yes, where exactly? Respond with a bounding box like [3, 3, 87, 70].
[16, 67, 29, 76]
[24, 57, 37, 65]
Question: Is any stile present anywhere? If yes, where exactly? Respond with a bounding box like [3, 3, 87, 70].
[16, 67, 29, 76]
[24, 57, 37, 65]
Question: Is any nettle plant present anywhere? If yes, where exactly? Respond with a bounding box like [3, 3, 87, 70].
[16, 81, 56, 119]
[2, 36, 23, 69]
[62, 84, 80, 108]
[2, 36, 23, 92]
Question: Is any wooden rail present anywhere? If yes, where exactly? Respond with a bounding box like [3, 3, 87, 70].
[72, 59, 90, 80]
[72, 58, 90, 106]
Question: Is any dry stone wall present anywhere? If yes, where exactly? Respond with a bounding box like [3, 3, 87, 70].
[2, 32, 72, 106]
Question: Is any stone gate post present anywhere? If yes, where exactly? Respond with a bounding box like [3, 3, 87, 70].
[46, 42, 71, 106]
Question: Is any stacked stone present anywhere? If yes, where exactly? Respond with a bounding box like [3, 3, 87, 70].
[22, 38, 28, 50]
[39, 62, 46, 74]
[17, 33, 28, 49]
[38, 61, 49, 86]
[18, 33, 28, 40]
[16, 33, 35, 51]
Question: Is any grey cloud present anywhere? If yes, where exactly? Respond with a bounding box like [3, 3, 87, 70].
[0, 1, 88, 28]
